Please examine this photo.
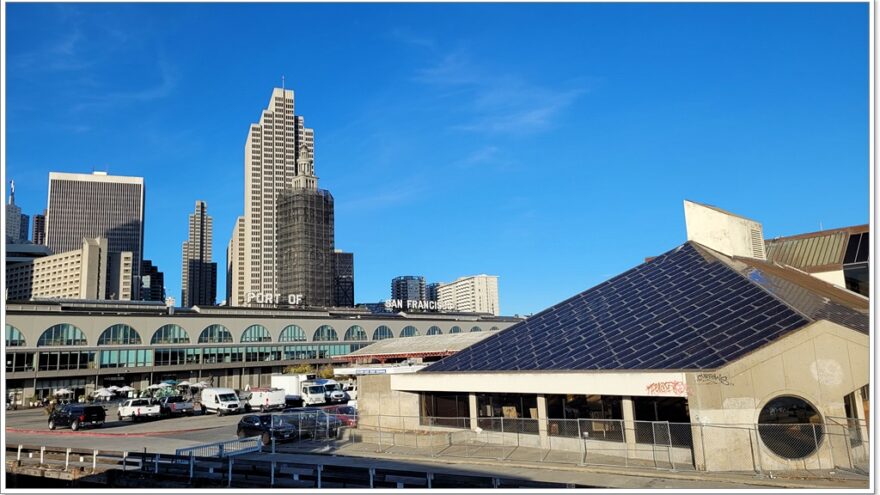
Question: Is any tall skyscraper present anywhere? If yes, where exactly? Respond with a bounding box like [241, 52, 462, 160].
[45, 171, 145, 298]
[392, 276, 426, 302]
[19, 214, 29, 244]
[277, 188, 335, 307]
[333, 250, 355, 307]
[32, 211, 46, 245]
[437, 274, 500, 315]
[140, 259, 166, 302]
[181, 200, 217, 307]
[243, 88, 315, 302]
[226, 216, 245, 306]
[6, 180, 23, 244]
[426, 282, 440, 303]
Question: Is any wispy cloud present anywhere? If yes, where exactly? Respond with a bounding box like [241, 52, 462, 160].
[388, 27, 437, 50]
[69, 57, 178, 112]
[413, 50, 589, 135]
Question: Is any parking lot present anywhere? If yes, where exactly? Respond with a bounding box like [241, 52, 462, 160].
[5, 405, 246, 453]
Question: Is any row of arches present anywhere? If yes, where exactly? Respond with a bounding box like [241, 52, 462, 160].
[6, 323, 501, 347]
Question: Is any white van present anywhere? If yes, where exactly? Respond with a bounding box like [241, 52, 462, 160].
[200, 387, 241, 415]
[240, 387, 285, 412]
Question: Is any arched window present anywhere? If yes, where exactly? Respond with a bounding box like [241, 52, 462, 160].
[6, 324, 26, 347]
[427, 326, 442, 336]
[343, 325, 367, 341]
[490, 326, 500, 332]
[279, 325, 306, 342]
[241, 325, 271, 343]
[38, 323, 87, 346]
[758, 396, 824, 459]
[97, 324, 142, 345]
[449, 326, 462, 334]
[151, 324, 190, 345]
[470, 326, 483, 332]
[400, 326, 420, 338]
[198, 324, 233, 343]
[313, 325, 338, 342]
[372, 325, 393, 340]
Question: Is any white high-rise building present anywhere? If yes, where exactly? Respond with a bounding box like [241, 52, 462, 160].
[437, 274, 500, 316]
[238, 87, 316, 305]
[226, 216, 245, 306]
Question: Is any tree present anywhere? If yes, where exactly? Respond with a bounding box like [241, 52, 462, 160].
[317, 365, 335, 379]
[284, 363, 314, 375]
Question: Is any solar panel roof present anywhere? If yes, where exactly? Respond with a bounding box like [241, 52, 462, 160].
[423, 241, 868, 373]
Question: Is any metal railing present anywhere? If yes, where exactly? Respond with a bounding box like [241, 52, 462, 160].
[268, 413, 869, 480]
[175, 436, 262, 458]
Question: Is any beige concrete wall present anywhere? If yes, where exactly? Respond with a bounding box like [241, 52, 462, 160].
[684, 200, 765, 259]
[357, 375, 421, 430]
[686, 320, 869, 472]
[809, 269, 846, 288]
[392, 370, 689, 397]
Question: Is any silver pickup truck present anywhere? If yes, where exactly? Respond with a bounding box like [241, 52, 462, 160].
[158, 396, 194, 417]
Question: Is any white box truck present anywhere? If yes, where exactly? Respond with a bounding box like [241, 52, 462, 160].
[200, 388, 242, 415]
[270, 373, 327, 406]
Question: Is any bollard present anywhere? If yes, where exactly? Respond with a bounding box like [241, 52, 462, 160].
[189, 452, 194, 480]
[65, 448, 71, 470]
[93, 450, 98, 471]
[122, 451, 128, 471]
[40, 446, 45, 465]
[227, 458, 234, 487]
[17, 445, 22, 461]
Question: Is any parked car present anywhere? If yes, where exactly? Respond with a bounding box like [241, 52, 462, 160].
[117, 398, 161, 421]
[322, 404, 358, 427]
[280, 407, 344, 438]
[200, 388, 241, 416]
[158, 396, 194, 417]
[236, 414, 301, 446]
[48, 404, 106, 431]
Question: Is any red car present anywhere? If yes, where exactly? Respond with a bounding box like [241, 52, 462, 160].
[322, 404, 358, 427]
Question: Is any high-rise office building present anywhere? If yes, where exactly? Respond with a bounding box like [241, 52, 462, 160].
[181, 200, 217, 307]
[277, 188, 335, 307]
[437, 274, 500, 315]
[32, 211, 46, 245]
[19, 214, 30, 244]
[6, 180, 24, 244]
[242, 87, 315, 303]
[45, 171, 145, 298]
[392, 276, 426, 302]
[426, 282, 440, 303]
[333, 250, 355, 307]
[6, 237, 132, 301]
[140, 259, 166, 302]
[226, 216, 245, 306]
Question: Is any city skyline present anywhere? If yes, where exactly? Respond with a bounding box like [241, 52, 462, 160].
[6, 3, 869, 315]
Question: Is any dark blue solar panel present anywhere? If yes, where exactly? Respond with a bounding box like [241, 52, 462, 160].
[423, 242, 832, 373]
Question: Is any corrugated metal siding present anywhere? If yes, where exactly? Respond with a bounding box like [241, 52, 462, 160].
[765, 232, 847, 269]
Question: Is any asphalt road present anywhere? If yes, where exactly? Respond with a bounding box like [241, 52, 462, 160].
[5, 406, 241, 453]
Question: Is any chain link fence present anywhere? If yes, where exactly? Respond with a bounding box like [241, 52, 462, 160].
[271, 413, 868, 480]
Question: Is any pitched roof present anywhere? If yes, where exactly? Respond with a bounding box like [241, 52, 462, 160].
[423, 242, 868, 373]
[764, 224, 868, 272]
[344, 331, 495, 358]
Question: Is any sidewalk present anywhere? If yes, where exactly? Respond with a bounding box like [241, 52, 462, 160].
[266, 440, 869, 489]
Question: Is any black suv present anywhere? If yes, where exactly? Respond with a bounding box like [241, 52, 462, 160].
[236, 414, 300, 445]
[48, 404, 106, 431]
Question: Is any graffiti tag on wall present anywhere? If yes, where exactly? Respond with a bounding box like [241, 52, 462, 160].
[695, 373, 732, 386]
[645, 381, 690, 396]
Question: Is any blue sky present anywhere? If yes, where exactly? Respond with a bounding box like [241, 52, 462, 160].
[6, 3, 869, 315]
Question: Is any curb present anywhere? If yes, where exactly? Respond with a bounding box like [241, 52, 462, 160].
[5, 426, 219, 438]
